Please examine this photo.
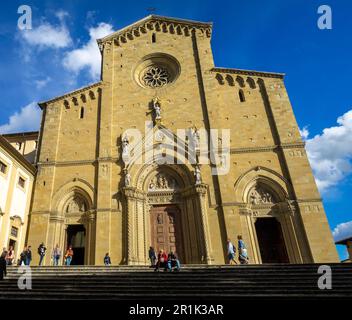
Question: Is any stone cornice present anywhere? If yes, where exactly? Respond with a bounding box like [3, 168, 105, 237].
[280, 142, 306, 149]
[230, 145, 276, 154]
[296, 198, 322, 203]
[230, 142, 305, 154]
[97, 15, 212, 48]
[37, 160, 97, 167]
[36, 142, 307, 168]
[211, 67, 285, 79]
[38, 82, 102, 108]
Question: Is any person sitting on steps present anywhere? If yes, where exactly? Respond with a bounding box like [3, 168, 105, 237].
[167, 251, 180, 272]
[154, 249, 168, 272]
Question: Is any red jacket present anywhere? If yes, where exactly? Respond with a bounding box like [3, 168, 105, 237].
[158, 253, 167, 263]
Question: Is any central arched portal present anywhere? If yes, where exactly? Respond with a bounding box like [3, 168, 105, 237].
[123, 164, 214, 265]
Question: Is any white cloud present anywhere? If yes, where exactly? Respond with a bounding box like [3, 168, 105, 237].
[35, 76, 51, 89]
[299, 126, 309, 140]
[333, 221, 352, 242]
[20, 13, 72, 49]
[63, 22, 114, 80]
[0, 102, 41, 134]
[55, 10, 70, 22]
[302, 110, 352, 193]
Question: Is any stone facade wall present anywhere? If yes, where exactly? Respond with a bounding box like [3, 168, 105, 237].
[26, 16, 339, 265]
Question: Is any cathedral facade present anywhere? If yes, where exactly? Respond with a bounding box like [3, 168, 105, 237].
[27, 15, 338, 265]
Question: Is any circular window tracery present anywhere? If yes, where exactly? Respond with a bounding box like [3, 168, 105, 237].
[133, 53, 180, 89]
[143, 66, 170, 88]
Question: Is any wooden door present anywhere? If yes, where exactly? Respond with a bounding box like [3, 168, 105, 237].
[150, 205, 184, 261]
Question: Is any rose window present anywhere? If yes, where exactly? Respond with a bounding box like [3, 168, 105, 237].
[143, 66, 170, 88]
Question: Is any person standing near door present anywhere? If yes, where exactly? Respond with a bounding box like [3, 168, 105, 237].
[38, 243, 47, 266]
[64, 246, 74, 266]
[52, 244, 62, 266]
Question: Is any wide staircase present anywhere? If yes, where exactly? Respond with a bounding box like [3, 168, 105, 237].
[1, 264, 351, 300]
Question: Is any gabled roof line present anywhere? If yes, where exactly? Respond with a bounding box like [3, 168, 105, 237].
[38, 81, 102, 108]
[97, 15, 212, 44]
[211, 67, 285, 79]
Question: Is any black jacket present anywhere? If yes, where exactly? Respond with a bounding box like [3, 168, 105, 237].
[0, 257, 7, 276]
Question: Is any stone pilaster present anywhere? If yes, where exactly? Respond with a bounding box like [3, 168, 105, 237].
[123, 187, 147, 265]
[194, 184, 214, 264]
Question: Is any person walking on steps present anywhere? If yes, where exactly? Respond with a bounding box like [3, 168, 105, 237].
[38, 243, 47, 266]
[227, 239, 237, 265]
[238, 235, 249, 265]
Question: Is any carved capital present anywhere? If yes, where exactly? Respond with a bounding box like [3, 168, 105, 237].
[195, 183, 208, 196]
[123, 187, 146, 200]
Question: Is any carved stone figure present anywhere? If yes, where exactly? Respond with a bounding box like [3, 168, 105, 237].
[124, 169, 131, 187]
[194, 165, 202, 185]
[121, 135, 130, 163]
[149, 178, 156, 190]
[66, 196, 86, 213]
[153, 97, 161, 119]
[148, 173, 179, 191]
[191, 127, 200, 151]
[249, 185, 275, 205]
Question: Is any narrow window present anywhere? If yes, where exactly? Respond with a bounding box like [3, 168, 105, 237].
[79, 107, 84, 119]
[18, 176, 25, 188]
[0, 161, 7, 174]
[239, 89, 245, 102]
[11, 226, 18, 238]
[152, 33, 156, 43]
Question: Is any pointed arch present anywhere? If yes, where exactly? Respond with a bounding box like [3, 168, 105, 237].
[233, 166, 291, 203]
[51, 178, 94, 215]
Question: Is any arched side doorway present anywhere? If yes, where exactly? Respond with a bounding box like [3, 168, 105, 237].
[255, 217, 289, 263]
[122, 164, 214, 265]
[238, 175, 304, 264]
[48, 182, 96, 265]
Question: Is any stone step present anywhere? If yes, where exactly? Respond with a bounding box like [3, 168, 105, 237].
[1, 263, 351, 300]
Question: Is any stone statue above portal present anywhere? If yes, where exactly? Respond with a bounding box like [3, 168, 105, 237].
[121, 135, 130, 163]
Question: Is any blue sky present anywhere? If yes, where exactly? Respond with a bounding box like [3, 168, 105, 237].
[0, 0, 351, 260]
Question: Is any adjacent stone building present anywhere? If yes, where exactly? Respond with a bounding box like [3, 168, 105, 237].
[26, 15, 339, 265]
[0, 135, 36, 262]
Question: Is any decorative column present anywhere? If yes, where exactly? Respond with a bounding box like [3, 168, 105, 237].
[122, 187, 147, 265]
[48, 213, 64, 265]
[86, 210, 96, 265]
[195, 183, 214, 264]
